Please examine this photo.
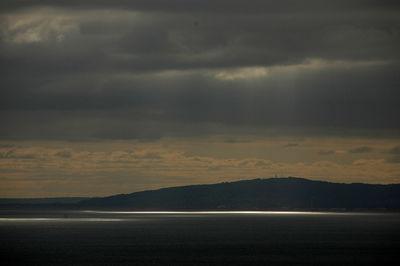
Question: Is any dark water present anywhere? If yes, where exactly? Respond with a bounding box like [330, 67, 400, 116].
[0, 211, 399, 265]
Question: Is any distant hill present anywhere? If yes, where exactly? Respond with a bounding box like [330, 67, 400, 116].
[0, 197, 88, 206]
[79, 177, 400, 211]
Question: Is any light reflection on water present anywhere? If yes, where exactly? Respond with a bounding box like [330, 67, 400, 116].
[0, 218, 123, 222]
[81, 210, 378, 215]
[0, 210, 393, 223]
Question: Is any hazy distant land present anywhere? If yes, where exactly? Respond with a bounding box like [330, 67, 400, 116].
[1, 177, 399, 211]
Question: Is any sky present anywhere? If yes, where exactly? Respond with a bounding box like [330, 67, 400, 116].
[0, 0, 399, 197]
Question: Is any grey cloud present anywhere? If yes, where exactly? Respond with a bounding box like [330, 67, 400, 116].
[0, 150, 36, 159]
[318, 150, 335, 155]
[140, 152, 163, 159]
[255, 161, 270, 167]
[224, 138, 251, 144]
[4, 61, 399, 126]
[1, 109, 400, 141]
[3, 9, 399, 75]
[1, 0, 398, 13]
[55, 151, 72, 158]
[0, 143, 15, 148]
[385, 156, 400, 163]
[208, 166, 221, 171]
[349, 146, 373, 153]
[284, 144, 299, 148]
[387, 146, 400, 155]
[0, 1, 399, 141]
[183, 152, 196, 158]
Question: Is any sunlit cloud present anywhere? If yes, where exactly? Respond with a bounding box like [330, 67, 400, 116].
[1, 136, 399, 197]
[2, 9, 79, 43]
[214, 67, 269, 80]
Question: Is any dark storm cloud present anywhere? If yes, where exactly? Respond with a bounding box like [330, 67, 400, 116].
[2, 5, 399, 73]
[0, 1, 399, 140]
[1, 0, 398, 13]
[2, 62, 399, 126]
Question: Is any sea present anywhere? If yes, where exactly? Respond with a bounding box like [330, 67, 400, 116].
[0, 210, 399, 265]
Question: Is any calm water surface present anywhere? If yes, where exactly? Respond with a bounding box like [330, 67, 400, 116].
[0, 210, 399, 265]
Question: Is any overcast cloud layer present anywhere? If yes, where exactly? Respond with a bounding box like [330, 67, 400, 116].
[1, 1, 400, 196]
[0, 0, 399, 140]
